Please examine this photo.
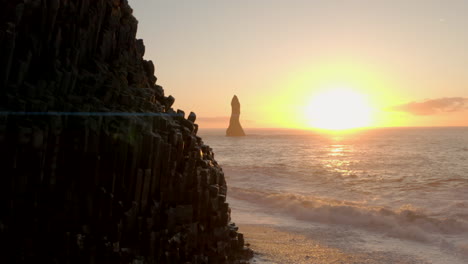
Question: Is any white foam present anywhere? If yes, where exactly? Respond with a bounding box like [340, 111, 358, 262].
[229, 187, 468, 243]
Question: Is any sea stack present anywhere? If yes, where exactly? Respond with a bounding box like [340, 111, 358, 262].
[226, 95, 246, 137]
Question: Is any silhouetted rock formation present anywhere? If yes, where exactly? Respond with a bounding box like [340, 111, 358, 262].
[0, 0, 252, 263]
[226, 95, 246, 137]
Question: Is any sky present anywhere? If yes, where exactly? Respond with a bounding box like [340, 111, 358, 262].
[129, 0, 468, 129]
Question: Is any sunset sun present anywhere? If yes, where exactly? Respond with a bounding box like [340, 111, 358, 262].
[306, 88, 373, 130]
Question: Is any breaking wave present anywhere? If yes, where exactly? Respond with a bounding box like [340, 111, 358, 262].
[229, 187, 468, 243]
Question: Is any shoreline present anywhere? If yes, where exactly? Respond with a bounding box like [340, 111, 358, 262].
[239, 224, 432, 264]
[240, 224, 362, 264]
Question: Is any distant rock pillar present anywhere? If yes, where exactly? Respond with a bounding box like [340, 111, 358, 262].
[226, 95, 246, 137]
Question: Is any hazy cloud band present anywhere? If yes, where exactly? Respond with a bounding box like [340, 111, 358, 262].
[197, 116, 252, 123]
[391, 97, 468, 115]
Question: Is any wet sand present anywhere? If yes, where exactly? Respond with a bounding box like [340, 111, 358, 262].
[239, 224, 429, 264]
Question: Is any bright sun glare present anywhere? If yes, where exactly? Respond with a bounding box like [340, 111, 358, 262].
[306, 88, 373, 130]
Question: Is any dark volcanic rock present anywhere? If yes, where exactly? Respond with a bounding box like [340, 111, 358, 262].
[226, 95, 246, 137]
[0, 0, 251, 263]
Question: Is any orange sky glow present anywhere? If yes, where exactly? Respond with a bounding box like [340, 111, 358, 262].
[130, 0, 468, 130]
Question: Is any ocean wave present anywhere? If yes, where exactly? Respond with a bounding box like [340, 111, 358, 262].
[229, 187, 468, 242]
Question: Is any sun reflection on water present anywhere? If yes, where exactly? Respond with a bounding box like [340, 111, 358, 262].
[322, 143, 360, 177]
[329, 145, 345, 156]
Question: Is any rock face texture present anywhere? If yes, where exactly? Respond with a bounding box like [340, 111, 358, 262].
[226, 96, 245, 137]
[0, 0, 251, 263]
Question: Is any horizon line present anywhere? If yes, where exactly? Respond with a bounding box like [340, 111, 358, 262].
[200, 126, 468, 130]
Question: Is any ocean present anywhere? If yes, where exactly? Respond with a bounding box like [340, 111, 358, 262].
[199, 127, 468, 264]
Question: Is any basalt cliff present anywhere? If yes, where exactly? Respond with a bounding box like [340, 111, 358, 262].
[0, 0, 251, 263]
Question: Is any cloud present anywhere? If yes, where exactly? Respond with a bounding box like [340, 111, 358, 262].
[391, 97, 468, 115]
[197, 116, 253, 123]
[196, 116, 230, 123]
